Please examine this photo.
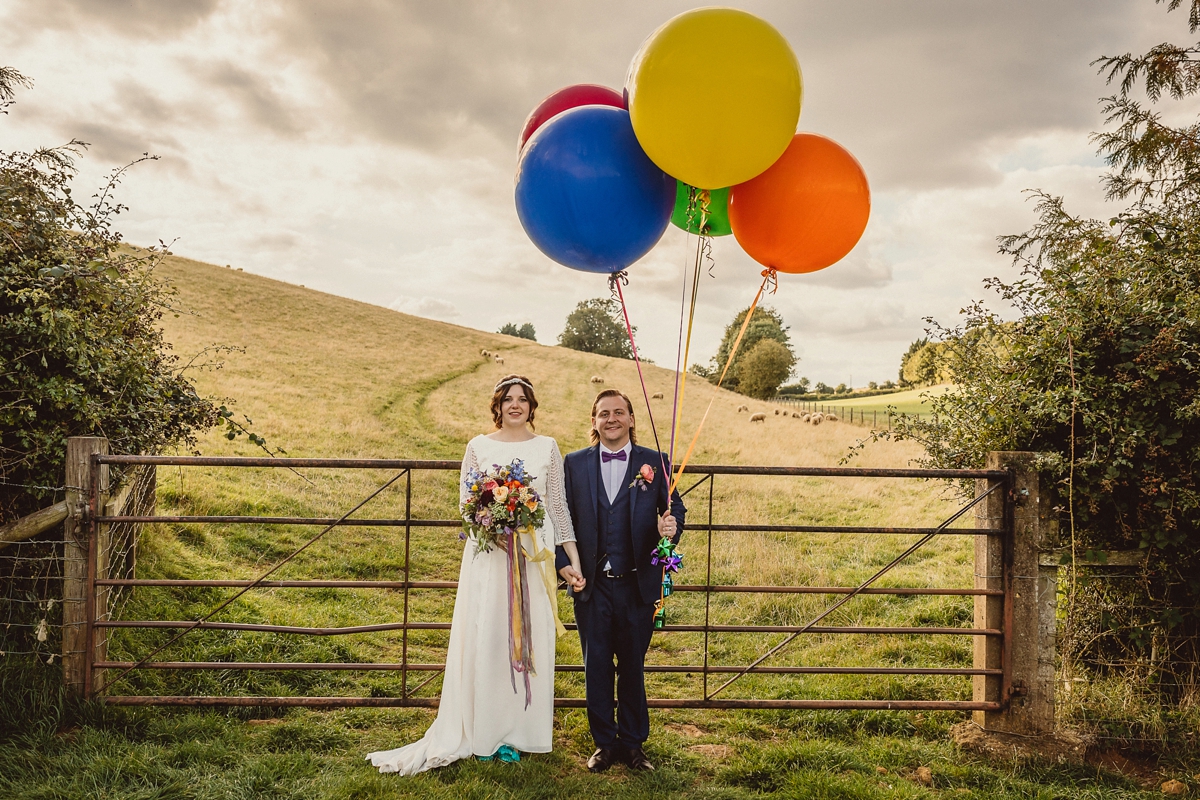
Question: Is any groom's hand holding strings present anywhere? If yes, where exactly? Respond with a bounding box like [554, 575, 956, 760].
[657, 510, 677, 539]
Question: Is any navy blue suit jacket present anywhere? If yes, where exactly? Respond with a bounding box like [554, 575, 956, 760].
[556, 443, 685, 605]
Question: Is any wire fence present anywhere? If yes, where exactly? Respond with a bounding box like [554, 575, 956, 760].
[770, 398, 917, 427]
[0, 464, 154, 668]
[1057, 563, 1200, 746]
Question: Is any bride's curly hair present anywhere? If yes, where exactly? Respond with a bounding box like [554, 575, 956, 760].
[490, 374, 538, 429]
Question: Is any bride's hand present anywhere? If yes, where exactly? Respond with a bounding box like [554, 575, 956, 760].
[559, 565, 585, 590]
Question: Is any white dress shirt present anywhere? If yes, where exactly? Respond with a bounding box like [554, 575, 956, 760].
[599, 441, 632, 504]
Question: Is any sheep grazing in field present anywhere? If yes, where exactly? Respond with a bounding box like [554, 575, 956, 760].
[651, 392, 664, 399]
[737, 404, 749, 412]
[811, 414, 823, 426]
[773, 409, 781, 415]
[494, 355, 504, 365]
[792, 412, 801, 419]
[590, 376, 604, 384]
[749, 412, 766, 423]
[826, 413, 839, 422]
[480, 349, 490, 358]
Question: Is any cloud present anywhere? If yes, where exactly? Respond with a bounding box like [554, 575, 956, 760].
[388, 295, 461, 320]
[800, 251, 893, 289]
[9, 0, 220, 37]
[260, 0, 1182, 191]
[196, 60, 304, 136]
[68, 120, 179, 164]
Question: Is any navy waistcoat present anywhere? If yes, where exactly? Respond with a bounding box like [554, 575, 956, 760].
[597, 469, 634, 575]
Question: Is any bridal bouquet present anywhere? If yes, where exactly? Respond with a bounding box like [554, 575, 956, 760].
[460, 459, 546, 554]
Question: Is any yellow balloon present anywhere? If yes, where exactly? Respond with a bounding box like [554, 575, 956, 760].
[626, 8, 802, 190]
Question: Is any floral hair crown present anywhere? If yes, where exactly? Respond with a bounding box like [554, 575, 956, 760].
[494, 377, 533, 393]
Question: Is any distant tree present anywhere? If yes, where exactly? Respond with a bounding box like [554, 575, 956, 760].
[868, 381, 878, 390]
[498, 322, 536, 341]
[709, 305, 794, 391]
[814, 382, 832, 395]
[736, 339, 795, 400]
[897, 338, 929, 387]
[558, 298, 632, 359]
[796, 376, 811, 393]
[690, 363, 712, 379]
[882, 379, 896, 389]
[834, 383, 848, 395]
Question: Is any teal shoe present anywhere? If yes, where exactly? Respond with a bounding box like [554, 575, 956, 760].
[497, 745, 521, 763]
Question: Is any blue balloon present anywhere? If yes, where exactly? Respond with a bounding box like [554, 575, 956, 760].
[515, 105, 675, 274]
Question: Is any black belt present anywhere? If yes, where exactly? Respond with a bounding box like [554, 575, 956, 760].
[602, 568, 635, 579]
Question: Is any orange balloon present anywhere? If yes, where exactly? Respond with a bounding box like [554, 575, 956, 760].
[728, 133, 870, 274]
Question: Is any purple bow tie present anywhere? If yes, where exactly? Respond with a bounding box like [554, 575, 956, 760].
[601, 450, 627, 463]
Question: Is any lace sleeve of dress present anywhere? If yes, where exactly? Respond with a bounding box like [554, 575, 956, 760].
[545, 439, 576, 545]
[459, 438, 480, 507]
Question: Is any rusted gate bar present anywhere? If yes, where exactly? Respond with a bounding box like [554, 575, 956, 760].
[96, 454, 1006, 481]
[95, 578, 1002, 597]
[95, 661, 1002, 676]
[96, 620, 1002, 636]
[101, 696, 1004, 711]
[96, 515, 995, 536]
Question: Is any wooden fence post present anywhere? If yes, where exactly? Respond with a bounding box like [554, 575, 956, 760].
[974, 451, 1058, 735]
[62, 436, 108, 699]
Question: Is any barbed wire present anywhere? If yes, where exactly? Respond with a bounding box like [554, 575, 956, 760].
[0, 480, 74, 492]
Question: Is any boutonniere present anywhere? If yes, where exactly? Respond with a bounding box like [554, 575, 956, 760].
[629, 463, 656, 491]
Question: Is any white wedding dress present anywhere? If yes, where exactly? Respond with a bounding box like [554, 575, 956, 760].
[366, 434, 575, 775]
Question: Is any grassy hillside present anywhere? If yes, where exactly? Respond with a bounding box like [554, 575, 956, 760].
[779, 386, 952, 417]
[2, 254, 1192, 799]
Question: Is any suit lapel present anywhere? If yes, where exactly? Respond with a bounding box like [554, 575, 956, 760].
[585, 444, 600, 521]
[628, 445, 642, 533]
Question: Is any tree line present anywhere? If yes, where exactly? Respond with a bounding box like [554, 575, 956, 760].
[555, 297, 798, 399]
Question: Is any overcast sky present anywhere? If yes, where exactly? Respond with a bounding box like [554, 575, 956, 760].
[1, 1, 1191, 385]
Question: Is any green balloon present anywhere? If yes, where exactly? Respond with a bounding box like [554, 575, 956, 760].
[670, 181, 732, 236]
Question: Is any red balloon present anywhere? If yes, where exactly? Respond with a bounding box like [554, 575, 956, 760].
[729, 133, 870, 274]
[518, 84, 626, 151]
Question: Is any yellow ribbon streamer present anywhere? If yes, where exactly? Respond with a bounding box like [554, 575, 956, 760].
[522, 526, 567, 637]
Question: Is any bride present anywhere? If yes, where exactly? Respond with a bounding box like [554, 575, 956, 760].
[367, 374, 585, 774]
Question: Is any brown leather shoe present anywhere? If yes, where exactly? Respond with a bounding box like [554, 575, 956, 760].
[587, 747, 619, 773]
[624, 746, 655, 771]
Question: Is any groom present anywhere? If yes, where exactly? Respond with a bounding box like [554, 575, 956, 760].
[557, 388, 685, 772]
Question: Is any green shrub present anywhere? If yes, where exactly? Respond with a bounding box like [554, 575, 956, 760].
[0, 68, 218, 523]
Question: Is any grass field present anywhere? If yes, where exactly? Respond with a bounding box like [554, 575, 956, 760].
[1, 254, 1195, 799]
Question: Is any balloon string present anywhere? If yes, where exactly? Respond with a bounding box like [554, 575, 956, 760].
[668, 268, 776, 497]
[669, 188, 710, 466]
[671, 233, 704, 466]
[668, 191, 694, 466]
[610, 272, 669, 481]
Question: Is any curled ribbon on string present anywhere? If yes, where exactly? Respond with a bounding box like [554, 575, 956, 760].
[608, 270, 629, 303]
[651, 536, 683, 629]
[761, 267, 779, 294]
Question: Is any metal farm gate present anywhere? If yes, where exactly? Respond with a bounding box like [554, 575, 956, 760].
[61, 440, 1058, 734]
